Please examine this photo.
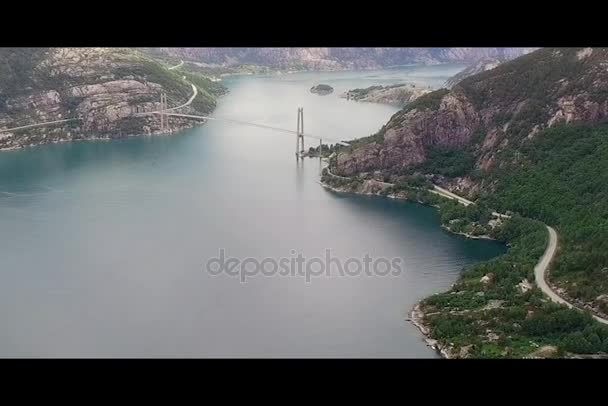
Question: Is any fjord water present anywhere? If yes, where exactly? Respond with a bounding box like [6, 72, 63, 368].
[0, 65, 505, 357]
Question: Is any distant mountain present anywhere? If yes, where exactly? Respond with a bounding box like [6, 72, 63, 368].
[444, 56, 503, 88]
[0, 48, 225, 150]
[149, 48, 537, 70]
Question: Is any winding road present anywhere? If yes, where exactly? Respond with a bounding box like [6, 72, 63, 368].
[433, 185, 608, 325]
[166, 83, 198, 112]
[1, 62, 197, 135]
[534, 226, 608, 325]
[324, 169, 608, 324]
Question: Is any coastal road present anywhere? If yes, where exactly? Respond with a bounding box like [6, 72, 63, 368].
[331, 175, 608, 324]
[431, 185, 474, 206]
[431, 185, 510, 219]
[534, 226, 563, 306]
[136, 82, 198, 117]
[434, 185, 608, 325]
[534, 225, 608, 325]
[0, 118, 81, 134]
[166, 83, 198, 112]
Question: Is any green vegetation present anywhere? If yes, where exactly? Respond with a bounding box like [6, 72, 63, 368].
[455, 47, 608, 140]
[307, 143, 337, 158]
[325, 120, 608, 356]
[421, 204, 608, 358]
[310, 84, 334, 94]
[311, 84, 333, 91]
[320, 168, 363, 192]
[346, 84, 408, 100]
[457, 48, 606, 109]
[400, 88, 448, 113]
[345, 128, 386, 148]
[417, 146, 476, 178]
[179, 71, 227, 114]
[347, 85, 384, 99]
[484, 123, 608, 305]
[0, 48, 50, 98]
[385, 174, 431, 191]
[324, 48, 608, 357]
[412, 122, 608, 357]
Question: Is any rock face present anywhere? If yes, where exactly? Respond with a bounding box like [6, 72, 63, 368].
[0, 48, 225, 150]
[332, 48, 608, 187]
[335, 88, 477, 176]
[310, 84, 334, 95]
[342, 83, 432, 106]
[152, 48, 536, 70]
[445, 57, 502, 88]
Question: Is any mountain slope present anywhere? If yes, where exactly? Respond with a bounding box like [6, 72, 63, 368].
[0, 48, 225, 150]
[323, 48, 608, 356]
[332, 47, 608, 178]
[486, 123, 608, 313]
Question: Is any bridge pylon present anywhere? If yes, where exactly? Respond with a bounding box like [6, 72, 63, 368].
[296, 107, 305, 159]
[159, 92, 168, 132]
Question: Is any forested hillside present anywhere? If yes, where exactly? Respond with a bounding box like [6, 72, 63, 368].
[323, 48, 608, 357]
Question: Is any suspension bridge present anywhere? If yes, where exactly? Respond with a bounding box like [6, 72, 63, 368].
[143, 86, 349, 158]
[0, 77, 349, 157]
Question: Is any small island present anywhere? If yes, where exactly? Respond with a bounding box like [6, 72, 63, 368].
[310, 84, 334, 95]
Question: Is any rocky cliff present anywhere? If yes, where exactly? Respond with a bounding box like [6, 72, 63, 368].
[332, 48, 608, 192]
[0, 48, 225, 150]
[151, 48, 536, 70]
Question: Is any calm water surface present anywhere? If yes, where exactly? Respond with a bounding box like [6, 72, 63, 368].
[0, 66, 505, 357]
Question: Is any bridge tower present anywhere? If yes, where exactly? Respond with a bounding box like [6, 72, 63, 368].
[296, 107, 305, 158]
[159, 92, 168, 132]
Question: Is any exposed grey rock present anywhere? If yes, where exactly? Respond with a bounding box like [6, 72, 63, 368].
[0, 48, 224, 150]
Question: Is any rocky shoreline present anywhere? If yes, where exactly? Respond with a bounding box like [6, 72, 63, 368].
[408, 304, 452, 358]
[318, 176, 496, 242]
[0, 120, 205, 152]
[318, 174, 501, 358]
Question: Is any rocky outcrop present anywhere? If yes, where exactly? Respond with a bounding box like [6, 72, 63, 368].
[0, 48, 225, 150]
[335, 90, 479, 176]
[332, 48, 608, 183]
